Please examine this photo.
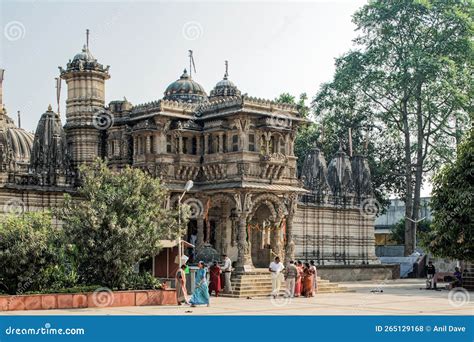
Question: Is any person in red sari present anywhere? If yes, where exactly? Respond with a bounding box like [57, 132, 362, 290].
[294, 260, 304, 297]
[208, 261, 222, 297]
[302, 262, 315, 297]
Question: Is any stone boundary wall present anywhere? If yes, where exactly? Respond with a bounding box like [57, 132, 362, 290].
[316, 264, 400, 282]
[0, 289, 177, 311]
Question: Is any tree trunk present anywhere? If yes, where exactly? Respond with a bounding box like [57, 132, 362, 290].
[402, 99, 415, 256]
[412, 83, 425, 253]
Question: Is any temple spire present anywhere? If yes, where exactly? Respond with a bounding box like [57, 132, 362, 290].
[86, 29, 90, 49]
[224, 60, 229, 79]
[188, 50, 196, 78]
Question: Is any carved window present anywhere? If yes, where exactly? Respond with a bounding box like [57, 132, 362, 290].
[166, 135, 172, 153]
[249, 134, 256, 152]
[191, 137, 197, 155]
[232, 134, 239, 152]
[182, 137, 188, 154]
[269, 136, 275, 154]
[139, 137, 144, 155]
[150, 136, 154, 154]
[279, 137, 286, 154]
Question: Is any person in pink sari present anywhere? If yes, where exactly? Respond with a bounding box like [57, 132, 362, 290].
[294, 260, 304, 297]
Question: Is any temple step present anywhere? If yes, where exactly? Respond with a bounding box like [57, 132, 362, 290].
[220, 269, 352, 298]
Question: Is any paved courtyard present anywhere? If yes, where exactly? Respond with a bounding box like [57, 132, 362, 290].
[2, 280, 472, 316]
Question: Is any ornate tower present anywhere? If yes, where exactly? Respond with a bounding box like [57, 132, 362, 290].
[59, 31, 110, 169]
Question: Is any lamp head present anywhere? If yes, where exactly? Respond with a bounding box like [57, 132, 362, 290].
[184, 180, 194, 192]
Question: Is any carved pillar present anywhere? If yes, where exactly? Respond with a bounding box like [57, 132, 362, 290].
[204, 134, 209, 155]
[196, 216, 204, 248]
[218, 132, 224, 153]
[234, 192, 254, 271]
[178, 136, 183, 154]
[270, 217, 283, 259]
[284, 193, 298, 263]
[196, 135, 201, 155]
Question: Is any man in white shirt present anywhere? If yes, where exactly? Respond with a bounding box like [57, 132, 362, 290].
[269, 256, 285, 298]
[221, 254, 232, 293]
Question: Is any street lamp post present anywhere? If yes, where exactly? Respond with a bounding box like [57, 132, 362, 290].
[405, 216, 426, 252]
[178, 180, 194, 268]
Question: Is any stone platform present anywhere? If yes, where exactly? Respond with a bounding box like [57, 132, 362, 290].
[220, 268, 351, 298]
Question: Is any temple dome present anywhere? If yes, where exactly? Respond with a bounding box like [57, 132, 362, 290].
[30, 105, 71, 184]
[73, 45, 95, 62]
[210, 75, 241, 98]
[163, 69, 207, 103]
[0, 108, 34, 171]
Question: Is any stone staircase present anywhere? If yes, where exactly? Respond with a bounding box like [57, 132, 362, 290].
[220, 268, 352, 298]
[463, 262, 474, 291]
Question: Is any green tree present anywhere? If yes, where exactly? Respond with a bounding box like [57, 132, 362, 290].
[0, 211, 61, 294]
[58, 159, 180, 289]
[390, 218, 432, 246]
[313, 0, 472, 255]
[425, 131, 473, 260]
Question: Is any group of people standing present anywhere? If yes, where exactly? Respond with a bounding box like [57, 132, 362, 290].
[269, 257, 318, 298]
[175, 254, 233, 307]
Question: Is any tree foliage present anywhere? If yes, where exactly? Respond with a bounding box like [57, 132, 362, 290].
[0, 211, 62, 294]
[425, 130, 473, 260]
[58, 159, 179, 288]
[312, 0, 473, 254]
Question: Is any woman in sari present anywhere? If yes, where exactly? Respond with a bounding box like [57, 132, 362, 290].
[208, 261, 222, 297]
[294, 260, 303, 297]
[189, 261, 210, 307]
[302, 262, 315, 297]
[310, 260, 318, 293]
[175, 264, 189, 305]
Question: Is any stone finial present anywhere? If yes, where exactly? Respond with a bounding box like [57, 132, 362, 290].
[47, 104, 53, 112]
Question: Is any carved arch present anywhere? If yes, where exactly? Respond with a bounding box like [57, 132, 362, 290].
[249, 193, 286, 220]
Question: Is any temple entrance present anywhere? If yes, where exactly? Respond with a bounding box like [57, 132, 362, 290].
[249, 204, 281, 268]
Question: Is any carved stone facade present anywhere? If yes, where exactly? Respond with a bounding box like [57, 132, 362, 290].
[0, 42, 378, 271]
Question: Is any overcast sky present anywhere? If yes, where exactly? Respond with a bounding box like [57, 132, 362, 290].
[0, 0, 368, 133]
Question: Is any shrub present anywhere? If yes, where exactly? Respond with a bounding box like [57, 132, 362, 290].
[0, 211, 62, 295]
